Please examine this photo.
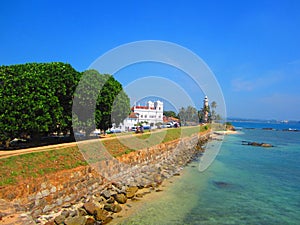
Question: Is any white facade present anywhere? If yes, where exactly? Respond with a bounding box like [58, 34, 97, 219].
[120, 100, 164, 131]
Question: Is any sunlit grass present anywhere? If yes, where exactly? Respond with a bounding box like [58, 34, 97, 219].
[0, 125, 210, 187]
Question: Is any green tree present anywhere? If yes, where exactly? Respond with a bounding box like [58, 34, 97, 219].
[73, 70, 130, 135]
[0, 62, 80, 144]
[178, 106, 199, 125]
[210, 101, 217, 121]
[178, 107, 187, 126]
[163, 110, 177, 118]
[73, 69, 106, 135]
[96, 74, 130, 131]
[186, 106, 198, 123]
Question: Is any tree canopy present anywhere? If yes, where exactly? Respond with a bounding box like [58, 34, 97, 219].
[0, 64, 130, 146]
[178, 106, 199, 125]
[163, 110, 178, 118]
[72, 69, 130, 135]
[0, 62, 80, 143]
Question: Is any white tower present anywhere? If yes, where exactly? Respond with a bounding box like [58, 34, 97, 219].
[203, 96, 209, 123]
[204, 96, 209, 108]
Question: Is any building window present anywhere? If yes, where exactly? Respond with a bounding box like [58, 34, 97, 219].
[141, 115, 143, 118]
[145, 115, 147, 118]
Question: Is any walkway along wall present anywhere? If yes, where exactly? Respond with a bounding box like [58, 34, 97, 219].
[0, 131, 210, 219]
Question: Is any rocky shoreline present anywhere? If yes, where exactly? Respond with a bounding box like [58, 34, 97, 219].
[36, 135, 208, 224]
[0, 132, 210, 225]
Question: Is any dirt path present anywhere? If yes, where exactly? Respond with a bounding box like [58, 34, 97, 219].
[0, 136, 115, 159]
[0, 130, 159, 159]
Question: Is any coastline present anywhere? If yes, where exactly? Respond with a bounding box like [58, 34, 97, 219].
[213, 130, 239, 135]
[15, 131, 211, 224]
[110, 174, 182, 224]
[111, 130, 238, 224]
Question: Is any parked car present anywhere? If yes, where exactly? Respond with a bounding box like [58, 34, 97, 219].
[131, 127, 137, 132]
[106, 128, 122, 134]
[143, 125, 151, 130]
[74, 132, 85, 137]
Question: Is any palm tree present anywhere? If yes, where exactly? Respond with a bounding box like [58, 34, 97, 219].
[210, 101, 217, 121]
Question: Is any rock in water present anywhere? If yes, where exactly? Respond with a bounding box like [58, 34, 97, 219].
[242, 141, 273, 147]
[260, 143, 273, 147]
[213, 181, 232, 188]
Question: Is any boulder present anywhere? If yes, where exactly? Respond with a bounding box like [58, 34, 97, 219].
[54, 214, 66, 224]
[64, 216, 87, 225]
[153, 174, 162, 184]
[112, 204, 122, 213]
[102, 216, 113, 224]
[61, 209, 70, 218]
[106, 196, 115, 203]
[261, 143, 273, 147]
[114, 193, 127, 204]
[126, 186, 138, 198]
[104, 203, 122, 213]
[104, 204, 113, 212]
[242, 141, 273, 147]
[77, 207, 87, 216]
[101, 190, 111, 199]
[45, 221, 55, 225]
[85, 217, 96, 225]
[94, 208, 109, 221]
[83, 201, 97, 215]
[213, 181, 232, 188]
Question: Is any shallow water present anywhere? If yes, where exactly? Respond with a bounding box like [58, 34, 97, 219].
[117, 123, 300, 224]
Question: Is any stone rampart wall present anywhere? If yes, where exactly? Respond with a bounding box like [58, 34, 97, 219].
[0, 131, 210, 218]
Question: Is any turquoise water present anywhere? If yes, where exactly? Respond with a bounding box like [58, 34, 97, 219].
[118, 123, 300, 224]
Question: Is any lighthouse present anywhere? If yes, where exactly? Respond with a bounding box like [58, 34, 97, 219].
[203, 96, 209, 123]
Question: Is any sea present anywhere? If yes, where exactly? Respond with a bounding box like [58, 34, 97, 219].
[117, 121, 300, 225]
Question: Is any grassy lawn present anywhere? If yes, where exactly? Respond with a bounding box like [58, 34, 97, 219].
[0, 125, 209, 187]
[0, 146, 87, 186]
[102, 125, 209, 156]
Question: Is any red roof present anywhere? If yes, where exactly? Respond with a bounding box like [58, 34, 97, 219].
[128, 112, 138, 118]
[133, 106, 155, 110]
[163, 116, 180, 123]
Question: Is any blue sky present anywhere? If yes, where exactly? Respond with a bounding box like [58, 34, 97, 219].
[1, 0, 300, 120]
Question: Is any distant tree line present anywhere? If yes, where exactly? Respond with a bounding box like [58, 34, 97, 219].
[0, 63, 130, 147]
[164, 100, 221, 126]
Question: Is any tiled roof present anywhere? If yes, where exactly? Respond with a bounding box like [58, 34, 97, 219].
[134, 106, 155, 110]
[128, 112, 138, 118]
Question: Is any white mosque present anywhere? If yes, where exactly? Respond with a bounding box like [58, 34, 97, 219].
[119, 100, 164, 131]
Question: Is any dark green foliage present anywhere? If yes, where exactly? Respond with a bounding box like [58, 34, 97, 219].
[0, 64, 131, 144]
[73, 70, 130, 135]
[0, 62, 81, 143]
[163, 110, 178, 118]
[97, 75, 130, 131]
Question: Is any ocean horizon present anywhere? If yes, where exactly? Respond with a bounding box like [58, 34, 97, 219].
[117, 121, 300, 224]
